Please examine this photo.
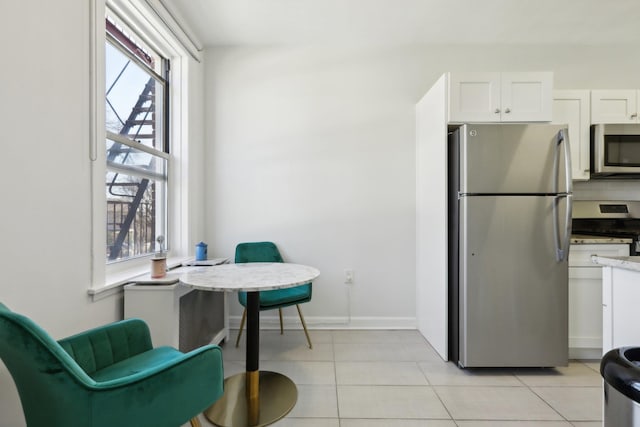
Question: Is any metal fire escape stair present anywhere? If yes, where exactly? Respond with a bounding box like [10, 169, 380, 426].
[107, 76, 156, 260]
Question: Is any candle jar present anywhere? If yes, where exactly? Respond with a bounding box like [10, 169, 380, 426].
[151, 256, 167, 278]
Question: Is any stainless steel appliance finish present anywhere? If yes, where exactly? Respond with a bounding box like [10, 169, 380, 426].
[603, 383, 640, 427]
[592, 124, 640, 178]
[449, 123, 571, 368]
[601, 347, 640, 427]
[572, 200, 640, 255]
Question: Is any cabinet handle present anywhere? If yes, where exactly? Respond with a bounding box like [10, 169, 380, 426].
[505, 108, 511, 114]
[631, 113, 638, 119]
[494, 108, 500, 114]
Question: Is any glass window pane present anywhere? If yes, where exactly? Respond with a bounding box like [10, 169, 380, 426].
[106, 171, 166, 262]
[105, 42, 165, 152]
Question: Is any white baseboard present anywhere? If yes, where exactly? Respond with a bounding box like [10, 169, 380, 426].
[569, 336, 602, 360]
[228, 315, 417, 330]
[569, 347, 603, 361]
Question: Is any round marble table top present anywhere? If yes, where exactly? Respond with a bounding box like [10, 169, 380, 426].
[179, 262, 320, 292]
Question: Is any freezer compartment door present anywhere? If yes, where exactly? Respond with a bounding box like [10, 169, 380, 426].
[459, 195, 569, 367]
[459, 124, 571, 194]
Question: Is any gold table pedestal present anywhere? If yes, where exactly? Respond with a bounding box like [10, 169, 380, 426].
[204, 371, 297, 427]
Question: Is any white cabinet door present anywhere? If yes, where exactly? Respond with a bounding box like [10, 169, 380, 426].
[448, 72, 501, 122]
[501, 72, 553, 122]
[569, 267, 603, 350]
[553, 90, 591, 181]
[591, 90, 639, 124]
[607, 267, 640, 353]
[569, 244, 629, 357]
[602, 266, 612, 353]
[449, 72, 553, 123]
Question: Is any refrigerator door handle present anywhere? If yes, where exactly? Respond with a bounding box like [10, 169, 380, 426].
[554, 129, 573, 194]
[553, 194, 573, 262]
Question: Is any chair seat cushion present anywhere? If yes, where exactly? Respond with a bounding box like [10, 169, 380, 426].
[239, 283, 311, 309]
[90, 346, 182, 382]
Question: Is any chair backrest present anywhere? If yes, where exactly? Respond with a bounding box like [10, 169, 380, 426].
[0, 304, 95, 426]
[235, 241, 284, 263]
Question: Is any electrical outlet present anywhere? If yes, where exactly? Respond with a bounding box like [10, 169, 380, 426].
[344, 269, 354, 285]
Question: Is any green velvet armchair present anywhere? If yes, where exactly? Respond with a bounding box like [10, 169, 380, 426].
[0, 302, 224, 427]
[234, 241, 313, 349]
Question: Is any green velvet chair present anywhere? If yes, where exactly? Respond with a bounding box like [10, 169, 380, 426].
[234, 241, 313, 349]
[0, 302, 224, 427]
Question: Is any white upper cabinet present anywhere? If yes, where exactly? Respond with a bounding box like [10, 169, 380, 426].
[448, 72, 501, 122]
[553, 90, 591, 181]
[591, 90, 640, 123]
[501, 72, 553, 122]
[448, 72, 553, 123]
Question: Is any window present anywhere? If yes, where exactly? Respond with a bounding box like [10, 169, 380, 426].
[90, 1, 202, 295]
[105, 17, 169, 262]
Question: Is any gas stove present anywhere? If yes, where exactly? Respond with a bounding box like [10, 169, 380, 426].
[572, 200, 640, 255]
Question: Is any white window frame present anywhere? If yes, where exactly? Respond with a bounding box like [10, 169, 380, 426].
[89, 0, 201, 297]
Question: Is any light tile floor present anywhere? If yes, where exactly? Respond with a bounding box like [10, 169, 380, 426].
[197, 330, 603, 427]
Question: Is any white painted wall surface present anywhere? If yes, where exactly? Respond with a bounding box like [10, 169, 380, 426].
[0, 2, 205, 425]
[204, 46, 419, 328]
[0, 3, 108, 425]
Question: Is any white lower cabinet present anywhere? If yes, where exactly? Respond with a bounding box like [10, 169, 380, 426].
[568, 243, 629, 358]
[602, 265, 640, 354]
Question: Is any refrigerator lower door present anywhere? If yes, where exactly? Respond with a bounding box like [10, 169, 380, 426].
[459, 195, 569, 367]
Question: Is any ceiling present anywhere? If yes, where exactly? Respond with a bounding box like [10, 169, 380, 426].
[162, 0, 639, 47]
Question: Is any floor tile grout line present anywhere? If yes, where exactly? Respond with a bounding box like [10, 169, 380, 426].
[519, 363, 603, 423]
[331, 330, 341, 422]
[431, 382, 458, 423]
[220, 330, 604, 425]
[526, 384, 572, 424]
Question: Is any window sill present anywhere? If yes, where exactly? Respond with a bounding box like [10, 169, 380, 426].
[88, 257, 187, 301]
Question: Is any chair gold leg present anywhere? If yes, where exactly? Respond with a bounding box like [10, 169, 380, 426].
[190, 416, 202, 427]
[296, 304, 312, 349]
[278, 308, 284, 335]
[235, 308, 247, 348]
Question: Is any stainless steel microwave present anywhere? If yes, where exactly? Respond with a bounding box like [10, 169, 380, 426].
[591, 124, 640, 178]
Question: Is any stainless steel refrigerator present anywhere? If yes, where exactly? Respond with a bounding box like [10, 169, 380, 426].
[448, 123, 572, 368]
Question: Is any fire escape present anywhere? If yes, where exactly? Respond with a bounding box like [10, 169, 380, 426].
[106, 75, 156, 260]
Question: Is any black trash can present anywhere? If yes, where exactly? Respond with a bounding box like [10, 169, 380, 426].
[601, 347, 640, 426]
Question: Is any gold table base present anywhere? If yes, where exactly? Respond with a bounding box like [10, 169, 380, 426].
[204, 371, 297, 427]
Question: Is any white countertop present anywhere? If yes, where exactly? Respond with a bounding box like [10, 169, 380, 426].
[591, 255, 640, 272]
[571, 234, 633, 245]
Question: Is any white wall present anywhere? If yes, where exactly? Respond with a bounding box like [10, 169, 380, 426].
[204, 44, 640, 328]
[204, 46, 419, 328]
[0, 1, 113, 335]
[0, 2, 205, 425]
[0, 3, 107, 425]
